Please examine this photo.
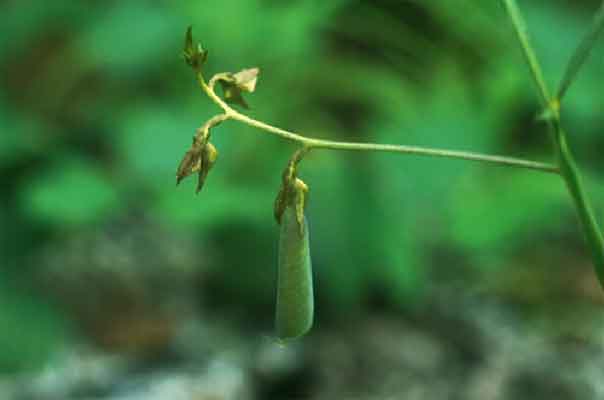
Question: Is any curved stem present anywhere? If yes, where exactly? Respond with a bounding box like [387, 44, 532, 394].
[289, 146, 312, 168]
[198, 72, 558, 174]
[197, 72, 232, 115]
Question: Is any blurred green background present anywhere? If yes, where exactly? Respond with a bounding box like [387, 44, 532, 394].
[2, 0, 604, 398]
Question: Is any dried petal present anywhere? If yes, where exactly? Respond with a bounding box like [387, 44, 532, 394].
[219, 80, 249, 109]
[293, 178, 308, 237]
[233, 68, 259, 93]
[273, 159, 309, 238]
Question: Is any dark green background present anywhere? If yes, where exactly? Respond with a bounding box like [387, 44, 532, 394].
[1, 0, 604, 397]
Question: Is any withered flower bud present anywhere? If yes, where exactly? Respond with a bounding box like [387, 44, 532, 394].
[176, 146, 202, 185]
[196, 142, 218, 193]
[273, 161, 309, 237]
[176, 139, 218, 194]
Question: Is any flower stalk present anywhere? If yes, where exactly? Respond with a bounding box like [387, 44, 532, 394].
[177, 18, 604, 292]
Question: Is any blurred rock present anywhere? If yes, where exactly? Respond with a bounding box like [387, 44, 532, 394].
[4, 283, 604, 400]
[34, 216, 207, 355]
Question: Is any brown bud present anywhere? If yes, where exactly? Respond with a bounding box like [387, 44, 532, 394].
[273, 161, 309, 237]
[196, 142, 218, 193]
[233, 68, 259, 93]
[218, 67, 259, 109]
[176, 147, 202, 185]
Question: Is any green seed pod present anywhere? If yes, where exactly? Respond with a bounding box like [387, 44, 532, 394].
[276, 204, 313, 340]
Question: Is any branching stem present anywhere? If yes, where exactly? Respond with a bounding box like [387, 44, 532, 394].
[196, 71, 558, 175]
[182, 0, 604, 292]
[501, 0, 604, 287]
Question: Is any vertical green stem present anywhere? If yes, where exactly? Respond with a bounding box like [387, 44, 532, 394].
[501, 0, 604, 288]
[501, 0, 551, 107]
[555, 126, 604, 286]
[557, 1, 604, 100]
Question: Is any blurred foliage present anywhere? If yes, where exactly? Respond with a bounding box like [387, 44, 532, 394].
[0, 281, 69, 372]
[1, 0, 604, 373]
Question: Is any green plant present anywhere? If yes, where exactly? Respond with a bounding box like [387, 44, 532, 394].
[176, 1, 604, 338]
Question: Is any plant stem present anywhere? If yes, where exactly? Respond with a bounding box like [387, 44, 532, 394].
[502, 0, 604, 287]
[501, 0, 551, 107]
[198, 72, 232, 114]
[197, 71, 558, 175]
[554, 124, 604, 285]
[233, 112, 558, 173]
[557, 0, 604, 101]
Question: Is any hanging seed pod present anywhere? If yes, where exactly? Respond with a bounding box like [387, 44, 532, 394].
[276, 203, 313, 340]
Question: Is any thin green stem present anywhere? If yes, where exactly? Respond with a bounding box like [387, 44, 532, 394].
[197, 75, 558, 174]
[185, 8, 604, 289]
[203, 113, 230, 132]
[289, 146, 312, 168]
[501, 0, 552, 107]
[555, 125, 604, 285]
[197, 71, 232, 114]
[311, 140, 558, 173]
[557, 0, 604, 101]
[501, 0, 604, 288]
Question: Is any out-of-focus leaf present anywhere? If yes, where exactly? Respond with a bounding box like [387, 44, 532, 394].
[448, 171, 569, 258]
[74, 3, 180, 72]
[0, 281, 69, 372]
[181, 0, 345, 65]
[0, 104, 44, 166]
[20, 159, 119, 226]
[305, 155, 372, 312]
[118, 105, 205, 180]
[0, 2, 95, 63]
[155, 178, 270, 227]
